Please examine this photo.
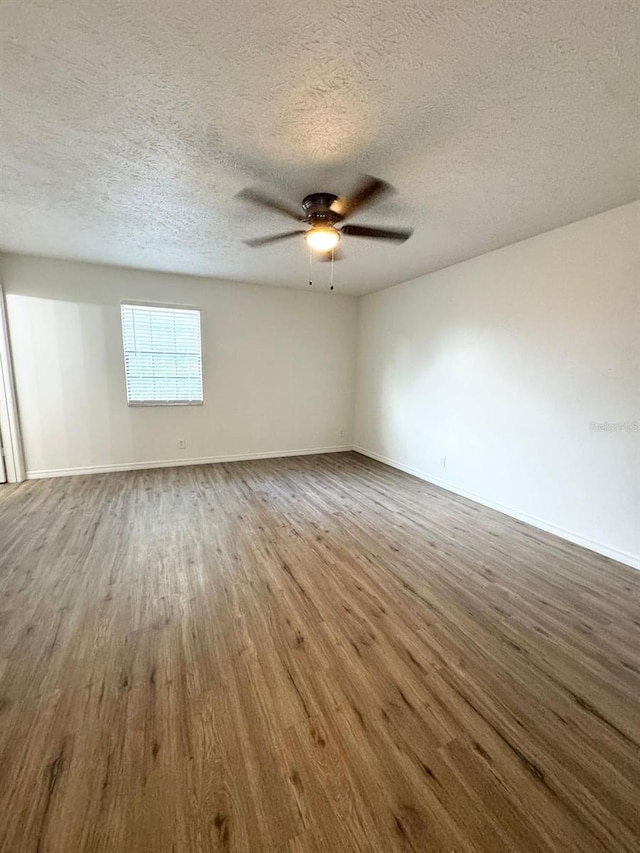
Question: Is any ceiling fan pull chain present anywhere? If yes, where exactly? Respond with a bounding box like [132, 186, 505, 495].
[330, 248, 334, 291]
[309, 244, 313, 286]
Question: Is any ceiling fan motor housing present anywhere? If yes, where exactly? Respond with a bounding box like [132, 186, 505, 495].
[302, 193, 341, 225]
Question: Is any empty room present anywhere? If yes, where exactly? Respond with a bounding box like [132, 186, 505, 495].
[0, 0, 638, 851]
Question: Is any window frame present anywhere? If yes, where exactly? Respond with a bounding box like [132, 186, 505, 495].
[120, 300, 204, 408]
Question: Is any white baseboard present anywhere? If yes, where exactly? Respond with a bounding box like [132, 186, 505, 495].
[353, 446, 640, 571]
[24, 443, 639, 571]
[25, 445, 352, 480]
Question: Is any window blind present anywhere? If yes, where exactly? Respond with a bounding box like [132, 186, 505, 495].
[121, 303, 203, 405]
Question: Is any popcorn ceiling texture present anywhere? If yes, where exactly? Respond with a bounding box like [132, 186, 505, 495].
[1, 0, 638, 294]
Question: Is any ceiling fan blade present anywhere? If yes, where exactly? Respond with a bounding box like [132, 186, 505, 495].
[236, 188, 303, 221]
[244, 230, 306, 247]
[331, 175, 393, 220]
[341, 224, 413, 242]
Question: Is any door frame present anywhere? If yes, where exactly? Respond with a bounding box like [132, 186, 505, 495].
[0, 283, 26, 482]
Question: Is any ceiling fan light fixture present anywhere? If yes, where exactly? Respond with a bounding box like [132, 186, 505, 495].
[305, 225, 341, 253]
[239, 177, 412, 252]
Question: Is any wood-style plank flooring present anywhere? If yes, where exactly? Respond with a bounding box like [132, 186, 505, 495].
[0, 451, 638, 852]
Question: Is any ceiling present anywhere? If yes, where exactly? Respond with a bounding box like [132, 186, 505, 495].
[1, 0, 638, 295]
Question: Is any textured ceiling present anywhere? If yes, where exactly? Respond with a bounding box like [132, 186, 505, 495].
[1, 0, 638, 295]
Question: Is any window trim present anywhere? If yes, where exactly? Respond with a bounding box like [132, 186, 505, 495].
[120, 301, 204, 408]
[126, 399, 204, 408]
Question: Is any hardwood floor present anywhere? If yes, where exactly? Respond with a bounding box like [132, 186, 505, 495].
[0, 451, 638, 852]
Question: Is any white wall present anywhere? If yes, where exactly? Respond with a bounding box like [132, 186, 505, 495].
[355, 202, 640, 568]
[0, 255, 357, 476]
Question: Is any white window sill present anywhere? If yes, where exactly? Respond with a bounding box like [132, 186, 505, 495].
[127, 400, 204, 407]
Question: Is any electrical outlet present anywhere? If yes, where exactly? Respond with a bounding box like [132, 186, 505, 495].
[339, 428, 345, 440]
[178, 438, 186, 449]
[440, 456, 446, 467]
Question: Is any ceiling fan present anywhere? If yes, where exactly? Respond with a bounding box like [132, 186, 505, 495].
[237, 175, 413, 258]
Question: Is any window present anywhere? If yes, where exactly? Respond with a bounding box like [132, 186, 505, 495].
[121, 303, 203, 406]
